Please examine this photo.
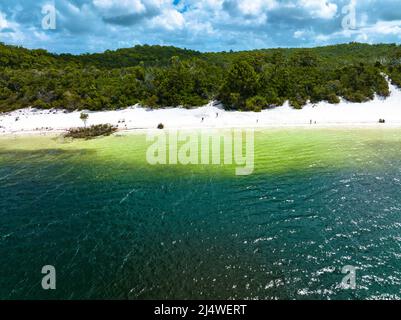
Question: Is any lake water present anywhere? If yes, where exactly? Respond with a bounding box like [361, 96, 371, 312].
[1, 128, 401, 300]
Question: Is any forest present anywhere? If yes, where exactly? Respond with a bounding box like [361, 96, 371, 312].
[1, 42, 401, 112]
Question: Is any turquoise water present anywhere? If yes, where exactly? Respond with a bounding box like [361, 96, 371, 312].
[1, 129, 401, 300]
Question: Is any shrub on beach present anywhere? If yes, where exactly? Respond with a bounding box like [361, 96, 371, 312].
[326, 93, 340, 104]
[64, 124, 117, 139]
[245, 96, 266, 112]
[143, 95, 159, 108]
[343, 91, 370, 103]
[290, 96, 308, 109]
[32, 99, 51, 109]
[157, 123, 164, 129]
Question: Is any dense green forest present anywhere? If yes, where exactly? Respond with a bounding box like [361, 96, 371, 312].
[1, 42, 401, 112]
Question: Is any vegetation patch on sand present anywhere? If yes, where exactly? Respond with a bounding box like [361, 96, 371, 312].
[64, 124, 117, 139]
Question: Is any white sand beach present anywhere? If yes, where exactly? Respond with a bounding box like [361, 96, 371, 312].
[2, 80, 401, 135]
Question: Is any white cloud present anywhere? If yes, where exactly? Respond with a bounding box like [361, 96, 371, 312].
[150, 9, 185, 31]
[0, 10, 24, 43]
[33, 30, 51, 41]
[368, 20, 401, 35]
[93, 0, 146, 16]
[182, 0, 223, 11]
[356, 32, 369, 42]
[1, 0, 401, 53]
[92, 0, 174, 20]
[294, 30, 306, 39]
[315, 19, 401, 45]
[298, 0, 338, 19]
[237, 0, 278, 16]
[0, 11, 9, 29]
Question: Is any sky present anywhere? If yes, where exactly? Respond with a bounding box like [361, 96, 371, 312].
[0, 0, 401, 54]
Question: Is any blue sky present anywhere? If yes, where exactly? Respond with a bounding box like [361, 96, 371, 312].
[0, 0, 401, 54]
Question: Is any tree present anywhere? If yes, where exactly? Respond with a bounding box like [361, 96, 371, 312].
[80, 112, 89, 127]
[219, 60, 259, 109]
[290, 51, 320, 67]
[245, 96, 267, 112]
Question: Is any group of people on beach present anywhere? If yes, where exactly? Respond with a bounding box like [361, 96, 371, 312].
[201, 113, 219, 123]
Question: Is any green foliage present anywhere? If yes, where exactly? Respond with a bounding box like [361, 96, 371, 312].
[0, 42, 400, 113]
[80, 112, 89, 127]
[153, 57, 212, 107]
[290, 96, 308, 110]
[60, 45, 201, 68]
[326, 93, 341, 104]
[245, 96, 267, 112]
[219, 60, 259, 109]
[64, 124, 117, 139]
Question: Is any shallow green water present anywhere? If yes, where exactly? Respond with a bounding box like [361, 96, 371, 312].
[1, 128, 401, 300]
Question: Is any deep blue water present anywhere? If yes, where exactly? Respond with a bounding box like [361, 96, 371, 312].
[1, 132, 401, 300]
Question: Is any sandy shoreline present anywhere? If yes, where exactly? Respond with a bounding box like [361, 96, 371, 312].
[2, 81, 401, 136]
[2, 123, 401, 138]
